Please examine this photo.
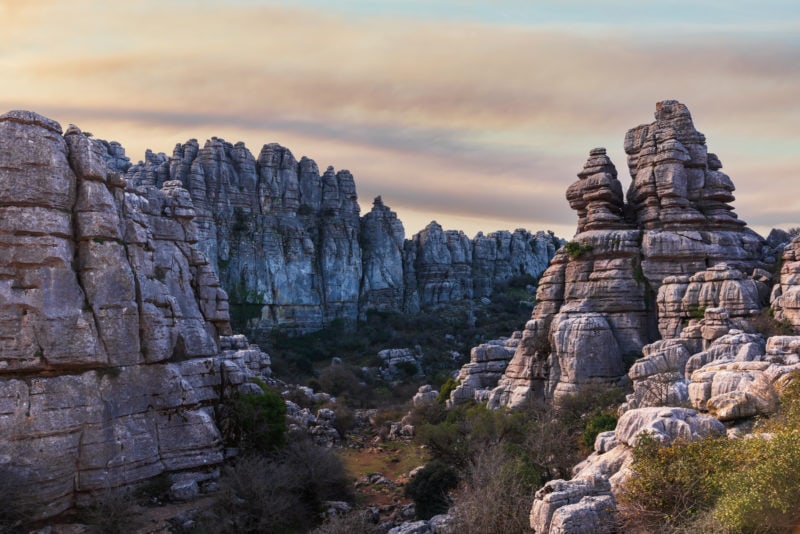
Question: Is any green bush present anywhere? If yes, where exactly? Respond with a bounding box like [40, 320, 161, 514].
[563, 240, 593, 258]
[687, 305, 707, 321]
[618, 434, 736, 531]
[233, 386, 287, 453]
[404, 460, 459, 520]
[436, 377, 460, 404]
[619, 376, 800, 532]
[714, 431, 800, 531]
[581, 412, 618, 449]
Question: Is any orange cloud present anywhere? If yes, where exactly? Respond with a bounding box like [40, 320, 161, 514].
[1, 1, 798, 237]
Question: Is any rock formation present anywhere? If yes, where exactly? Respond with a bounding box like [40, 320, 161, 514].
[448, 333, 520, 406]
[486, 101, 773, 410]
[126, 145, 560, 336]
[473, 100, 800, 532]
[0, 111, 272, 518]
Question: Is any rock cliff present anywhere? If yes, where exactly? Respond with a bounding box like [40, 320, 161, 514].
[487, 101, 773, 409]
[462, 100, 798, 533]
[0, 111, 272, 518]
[125, 139, 560, 336]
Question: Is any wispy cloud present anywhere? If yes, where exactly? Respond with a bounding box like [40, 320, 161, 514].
[1, 1, 798, 236]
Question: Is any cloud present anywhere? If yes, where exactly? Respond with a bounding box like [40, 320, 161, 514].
[1, 1, 798, 237]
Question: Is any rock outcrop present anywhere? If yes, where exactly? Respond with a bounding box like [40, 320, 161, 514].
[126, 144, 560, 336]
[448, 333, 520, 406]
[488, 101, 773, 409]
[0, 111, 272, 518]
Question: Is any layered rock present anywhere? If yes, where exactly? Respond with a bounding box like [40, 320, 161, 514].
[447, 333, 520, 406]
[127, 143, 559, 335]
[488, 101, 771, 409]
[360, 196, 406, 314]
[536, 406, 727, 532]
[625, 100, 765, 288]
[771, 235, 800, 330]
[127, 138, 364, 334]
[490, 151, 649, 407]
[0, 111, 271, 518]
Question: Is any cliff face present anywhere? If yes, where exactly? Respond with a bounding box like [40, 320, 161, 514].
[487, 101, 773, 408]
[125, 140, 560, 336]
[128, 138, 363, 334]
[0, 111, 271, 518]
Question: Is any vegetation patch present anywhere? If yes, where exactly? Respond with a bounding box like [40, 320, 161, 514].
[618, 373, 800, 532]
[564, 240, 593, 258]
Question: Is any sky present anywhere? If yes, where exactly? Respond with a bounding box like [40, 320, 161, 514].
[1, 0, 799, 239]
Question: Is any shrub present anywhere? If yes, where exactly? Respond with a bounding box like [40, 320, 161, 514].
[581, 412, 618, 449]
[436, 377, 460, 404]
[687, 305, 707, 321]
[563, 240, 593, 258]
[310, 510, 380, 534]
[617, 434, 738, 532]
[417, 403, 524, 468]
[330, 403, 355, 438]
[404, 460, 459, 520]
[713, 431, 800, 531]
[750, 306, 795, 337]
[80, 488, 140, 534]
[198, 438, 352, 533]
[232, 385, 287, 453]
[449, 444, 539, 533]
[711, 374, 800, 531]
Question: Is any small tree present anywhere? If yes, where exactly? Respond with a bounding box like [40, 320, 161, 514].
[404, 460, 459, 520]
[233, 384, 287, 453]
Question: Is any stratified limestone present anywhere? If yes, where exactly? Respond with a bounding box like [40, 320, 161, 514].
[360, 196, 406, 314]
[127, 143, 559, 336]
[771, 236, 800, 332]
[0, 111, 270, 518]
[625, 100, 765, 289]
[489, 101, 770, 409]
[133, 137, 364, 334]
[657, 264, 767, 339]
[529, 476, 615, 534]
[448, 334, 520, 406]
[490, 151, 648, 407]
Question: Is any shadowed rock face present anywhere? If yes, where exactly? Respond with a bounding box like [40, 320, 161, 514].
[0, 111, 271, 518]
[488, 101, 773, 409]
[125, 140, 560, 337]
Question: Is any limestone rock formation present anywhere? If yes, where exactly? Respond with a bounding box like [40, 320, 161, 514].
[360, 196, 406, 314]
[0, 111, 271, 518]
[127, 138, 364, 334]
[448, 333, 520, 406]
[488, 100, 771, 409]
[771, 235, 800, 329]
[126, 142, 559, 336]
[529, 476, 616, 534]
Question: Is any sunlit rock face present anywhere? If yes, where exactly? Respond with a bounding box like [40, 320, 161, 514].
[126, 141, 560, 337]
[0, 111, 271, 518]
[489, 101, 772, 409]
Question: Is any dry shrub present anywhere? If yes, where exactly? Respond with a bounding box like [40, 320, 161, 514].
[448, 444, 536, 533]
[81, 488, 140, 534]
[750, 307, 795, 337]
[197, 437, 352, 533]
[310, 510, 380, 534]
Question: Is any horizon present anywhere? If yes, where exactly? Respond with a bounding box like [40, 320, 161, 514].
[2, 1, 798, 239]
